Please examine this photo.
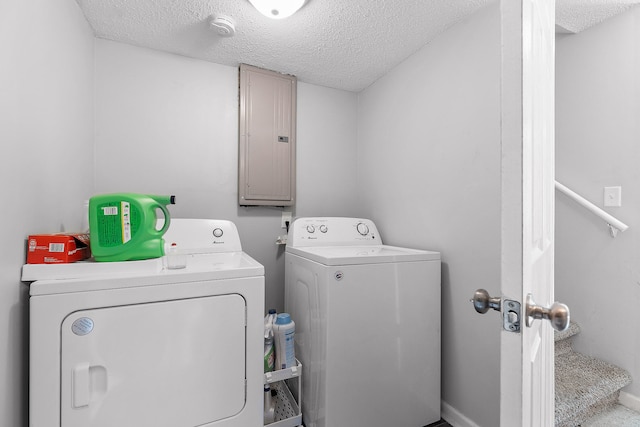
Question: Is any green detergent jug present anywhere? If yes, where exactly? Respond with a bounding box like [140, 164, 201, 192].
[89, 193, 175, 262]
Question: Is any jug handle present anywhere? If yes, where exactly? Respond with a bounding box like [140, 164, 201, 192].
[154, 204, 171, 236]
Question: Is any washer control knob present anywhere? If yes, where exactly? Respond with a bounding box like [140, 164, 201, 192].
[319, 225, 328, 233]
[212, 228, 224, 238]
[306, 225, 316, 233]
[356, 222, 369, 236]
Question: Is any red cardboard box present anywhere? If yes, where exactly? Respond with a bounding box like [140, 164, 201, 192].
[27, 233, 91, 264]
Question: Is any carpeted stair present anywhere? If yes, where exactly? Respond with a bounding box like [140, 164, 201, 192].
[555, 321, 637, 427]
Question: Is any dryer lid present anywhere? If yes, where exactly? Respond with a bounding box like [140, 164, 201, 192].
[22, 219, 264, 284]
[24, 251, 264, 295]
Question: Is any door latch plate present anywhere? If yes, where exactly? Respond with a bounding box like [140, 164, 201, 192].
[503, 299, 521, 332]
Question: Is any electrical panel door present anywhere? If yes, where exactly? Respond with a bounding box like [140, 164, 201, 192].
[239, 64, 296, 206]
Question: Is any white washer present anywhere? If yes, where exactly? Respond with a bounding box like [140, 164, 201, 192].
[285, 217, 441, 427]
[22, 219, 264, 427]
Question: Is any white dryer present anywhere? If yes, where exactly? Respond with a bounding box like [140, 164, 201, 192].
[285, 217, 441, 427]
[22, 219, 264, 427]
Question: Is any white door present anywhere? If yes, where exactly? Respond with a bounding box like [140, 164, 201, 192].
[500, 0, 561, 425]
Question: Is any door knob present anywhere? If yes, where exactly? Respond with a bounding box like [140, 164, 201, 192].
[525, 294, 570, 332]
[471, 289, 521, 332]
[471, 289, 501, 314]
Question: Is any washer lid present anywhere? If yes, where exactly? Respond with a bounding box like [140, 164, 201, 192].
[286, 245, 440, 266]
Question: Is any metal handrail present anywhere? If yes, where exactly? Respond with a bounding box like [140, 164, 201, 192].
[555, 181, 629, 237]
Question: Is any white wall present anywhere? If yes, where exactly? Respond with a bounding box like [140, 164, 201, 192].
[94, 39, 359, 312]
[296, 83, 360, 218]
[556, 7, 640, 398]
[357, 3, 501, 427]
[0, 0, 95, 425]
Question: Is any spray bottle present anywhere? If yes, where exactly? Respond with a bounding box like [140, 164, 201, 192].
[264, 309, 277, 372]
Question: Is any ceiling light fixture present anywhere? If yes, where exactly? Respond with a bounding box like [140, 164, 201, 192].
[248, 0, 306, 20]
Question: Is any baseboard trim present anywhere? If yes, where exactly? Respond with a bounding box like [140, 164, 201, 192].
[441, 401, 482, 427]
[619, 391, 640, 412]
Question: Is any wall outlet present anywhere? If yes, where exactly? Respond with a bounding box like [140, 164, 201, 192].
[604, 186, 622, 207]
[281, 211, 292, 229]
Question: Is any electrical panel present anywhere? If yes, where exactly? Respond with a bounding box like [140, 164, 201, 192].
[239, 64, 296, 206]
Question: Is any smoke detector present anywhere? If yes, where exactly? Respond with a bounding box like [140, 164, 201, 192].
[210, 15, 236, 37]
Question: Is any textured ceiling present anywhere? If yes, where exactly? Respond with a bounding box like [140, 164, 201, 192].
[557, 0, 640, 32]
[75, 0, 640, 92]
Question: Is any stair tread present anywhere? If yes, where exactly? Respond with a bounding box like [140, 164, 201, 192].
[555, 351, 632, 425]
[581, 404, 640, 426]
[555, 321, 580, 343]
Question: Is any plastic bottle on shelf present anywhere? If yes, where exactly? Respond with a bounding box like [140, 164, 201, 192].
[274, 313, 296, 370]
[265, 309, 277, 332]
[263, 384, 276, 424]
[264, 309, 277, 372]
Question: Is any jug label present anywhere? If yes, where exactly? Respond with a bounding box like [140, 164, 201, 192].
[96, 201, 141, 247]
[121, 202, 132, 243]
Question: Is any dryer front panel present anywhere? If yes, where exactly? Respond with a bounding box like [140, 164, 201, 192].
[60, 294, 246, 427]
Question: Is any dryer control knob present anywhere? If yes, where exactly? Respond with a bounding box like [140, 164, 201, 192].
[319, 225, 328, 233]
[213, 228, 224, 238]
[356, 222, 369, 236]
[306, 225, 316, 233]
